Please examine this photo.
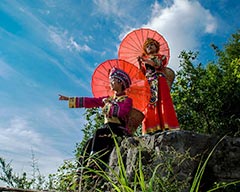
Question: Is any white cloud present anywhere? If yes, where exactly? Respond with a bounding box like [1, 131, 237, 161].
[92, 0, 146, 21]
[39, 106, 86, 135]
[0, 99, 86, 178]
[48, 26, 91, 53]
[0, 115, 72, 177]
[93, 0, 123, 17]
[142, 0, 217, 70]
[0, 117, 44, 153]
[119, 0, 218, 71]
[68, 37, 91, 52]
[1, 1, 92, 55]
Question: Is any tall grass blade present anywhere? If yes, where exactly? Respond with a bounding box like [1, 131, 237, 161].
[190, 135, 226, 192]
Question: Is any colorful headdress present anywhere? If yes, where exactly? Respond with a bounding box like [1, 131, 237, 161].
[143, 38, 160, 55]
[109, 67, 131, 90]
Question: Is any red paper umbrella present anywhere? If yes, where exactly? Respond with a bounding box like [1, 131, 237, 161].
[91, 59, 150, 112]
[118, 28, 170, 67]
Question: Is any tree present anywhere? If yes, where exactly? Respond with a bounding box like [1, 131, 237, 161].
[74, 108, 104, 158]
[172, 30, 240, 136]
[0, 157, 47, 190]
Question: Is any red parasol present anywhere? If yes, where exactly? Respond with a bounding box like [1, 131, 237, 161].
[91, 59, 150, 112]
[118, 28, 170, 67]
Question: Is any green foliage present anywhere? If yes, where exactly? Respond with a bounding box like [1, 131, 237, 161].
[47, 159, 76, 191]
[190, 136, 226, 192]
[74, 108, 104, 158]
[0, 156, 48, 190]
[209, 180, 240, 192]
[172, 30, 240, 136]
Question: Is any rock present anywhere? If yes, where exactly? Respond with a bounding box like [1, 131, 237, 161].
[107, 130, 240, 191]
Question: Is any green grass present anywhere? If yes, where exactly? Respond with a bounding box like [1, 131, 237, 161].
[74, 135, 240, 192]
[76, 136, 190, 191]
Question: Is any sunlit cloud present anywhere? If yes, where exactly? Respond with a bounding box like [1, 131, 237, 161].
[48, 26, 92, 53]
[93, 0, 124, 17]
[68, 37, 91, 52]
[39, 106, 87, 135]
[0, 117, 44, 163]
[0, 113, 77, 176]
[143, 0, 217, 70]
[118, 0, 218, 71]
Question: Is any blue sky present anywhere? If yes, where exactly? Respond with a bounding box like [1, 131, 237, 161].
[0, 0, 239, 180]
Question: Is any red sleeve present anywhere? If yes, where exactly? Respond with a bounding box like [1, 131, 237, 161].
[69, 96, 106, 108]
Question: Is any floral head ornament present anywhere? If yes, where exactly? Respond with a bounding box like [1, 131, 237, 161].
[143, 38, 160, 55]
[109, 67, 131, 90]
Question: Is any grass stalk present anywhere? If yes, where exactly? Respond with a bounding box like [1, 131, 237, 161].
[190, 135, 227, 192]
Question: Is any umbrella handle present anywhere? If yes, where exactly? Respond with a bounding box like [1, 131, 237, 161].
[137, 56, 143, 69]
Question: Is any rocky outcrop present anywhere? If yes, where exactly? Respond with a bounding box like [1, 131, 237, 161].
[108, 130, 240, 191]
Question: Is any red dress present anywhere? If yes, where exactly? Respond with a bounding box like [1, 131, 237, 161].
[140, 54, 180, 134]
